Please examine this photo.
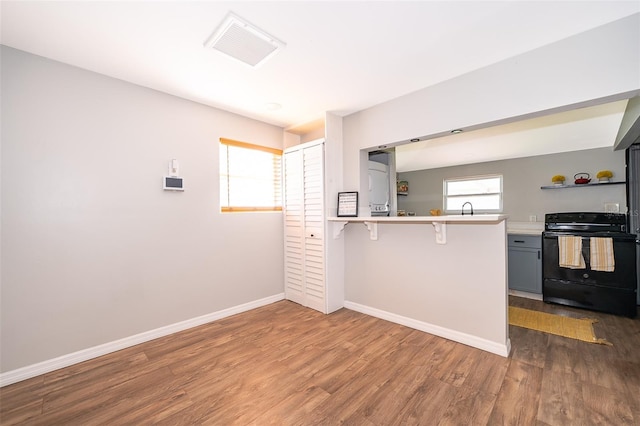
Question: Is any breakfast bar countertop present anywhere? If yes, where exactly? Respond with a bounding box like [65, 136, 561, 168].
[328, 214, 508, 223]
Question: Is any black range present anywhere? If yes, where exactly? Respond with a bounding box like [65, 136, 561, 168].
[542, 212, 638, 318]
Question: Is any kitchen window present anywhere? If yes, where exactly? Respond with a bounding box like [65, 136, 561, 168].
[219, 138, 282, 212]
[443, 174, 503, 213]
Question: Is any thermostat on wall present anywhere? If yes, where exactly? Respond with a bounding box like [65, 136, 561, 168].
[163, 176, 184, 191]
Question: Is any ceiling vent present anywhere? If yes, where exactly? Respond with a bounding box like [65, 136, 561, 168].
[204, 13, 285, 67]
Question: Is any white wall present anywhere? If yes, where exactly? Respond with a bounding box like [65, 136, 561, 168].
[344, 14, 640, 153]
[341, 16, 639, 339]
[300, 127, 325, 144]
[0, 46, 285, 373]
[398, 147, 627, 220]
[344, 221, 509, 355]
[324, 113, 345, 312]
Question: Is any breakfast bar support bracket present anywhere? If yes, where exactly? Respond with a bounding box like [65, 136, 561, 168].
[332, 221, 348, 239]
[433, 222, 447, 244]
[364, 221, 378, 240]
[330, 220, 379, 240]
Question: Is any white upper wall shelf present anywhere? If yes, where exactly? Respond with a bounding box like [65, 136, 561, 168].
[540, 181, 626, 189]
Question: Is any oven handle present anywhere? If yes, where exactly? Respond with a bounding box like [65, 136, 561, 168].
[543, 231, 638, 241]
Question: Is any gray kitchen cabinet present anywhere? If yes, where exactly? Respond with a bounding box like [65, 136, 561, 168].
[508, 234, 542, 294]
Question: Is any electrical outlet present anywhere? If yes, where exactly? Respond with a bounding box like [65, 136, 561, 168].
[529, 215, 537, 222]
[604, 202, 619, 213]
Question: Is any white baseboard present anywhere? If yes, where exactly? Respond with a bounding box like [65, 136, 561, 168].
[343, 301, 511, 358]
[509, 289, 543, 301]
[0, 293, 285, 387]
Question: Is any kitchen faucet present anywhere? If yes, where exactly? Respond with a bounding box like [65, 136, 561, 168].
[461, 202, 474, 216]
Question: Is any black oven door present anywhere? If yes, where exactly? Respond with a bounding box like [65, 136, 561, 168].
[542, 231, 637, 317]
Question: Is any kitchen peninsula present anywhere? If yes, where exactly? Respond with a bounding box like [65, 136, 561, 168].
[330, 215, 510, 356]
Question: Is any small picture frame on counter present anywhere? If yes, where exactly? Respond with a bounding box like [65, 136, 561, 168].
[337, 192, 358, 217]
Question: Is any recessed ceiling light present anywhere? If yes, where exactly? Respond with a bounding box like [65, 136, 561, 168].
[451, 129, 463, 134]
[265, 102, 282, 111]
[204, 12, 285, 67]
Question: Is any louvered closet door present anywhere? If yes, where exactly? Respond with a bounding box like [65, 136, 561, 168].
[302, 143, 325, 312]
[283, 149, 304, 305]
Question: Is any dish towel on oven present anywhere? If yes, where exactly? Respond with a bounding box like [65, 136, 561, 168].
[558, 235, 585, 269]
[590, 237, 615, 272]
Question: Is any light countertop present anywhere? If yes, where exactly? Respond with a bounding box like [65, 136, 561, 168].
[327, 216, 543, 234]
[328, 215, 508, 224]
[507, 221, 544, 235]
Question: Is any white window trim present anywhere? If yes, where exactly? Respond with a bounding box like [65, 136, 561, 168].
[443, 174, 503, 214]
[219, 138, 283, 213]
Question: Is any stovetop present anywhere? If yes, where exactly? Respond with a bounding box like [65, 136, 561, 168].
[545, 212, 628, 233]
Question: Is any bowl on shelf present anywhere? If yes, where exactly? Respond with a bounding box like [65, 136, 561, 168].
[596, 170, 613, 183]
[551, 175, 565, 185]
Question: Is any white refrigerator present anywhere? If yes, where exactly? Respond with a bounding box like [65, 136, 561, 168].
[627, 144, 640, 305]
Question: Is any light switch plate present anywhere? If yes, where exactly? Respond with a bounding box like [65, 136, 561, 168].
[604, 202, 619, 213]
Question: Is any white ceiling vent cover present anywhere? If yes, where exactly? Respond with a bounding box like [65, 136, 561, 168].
[204, 13, 285, 67]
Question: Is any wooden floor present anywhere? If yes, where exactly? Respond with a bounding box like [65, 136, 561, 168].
[1, 296, 639, 425]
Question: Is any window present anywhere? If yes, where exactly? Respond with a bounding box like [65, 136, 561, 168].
[443, 174, 503, 213]
[219, 138, 282, 212]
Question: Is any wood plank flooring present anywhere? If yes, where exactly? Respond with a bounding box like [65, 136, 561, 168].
[1, 296, 639, 425]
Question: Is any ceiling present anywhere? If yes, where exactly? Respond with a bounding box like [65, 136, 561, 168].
[2, 1, 639, 132]
[396, 100, 630, 172]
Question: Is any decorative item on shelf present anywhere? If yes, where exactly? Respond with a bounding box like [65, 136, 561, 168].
[574, 172, 591, 185]
[596, 170, 613, 183]
[337, 192, 358, 217]
[429, 208, 442, 216]
[397, 180, 409, 194]
[551, 175, 566, 186]
[397, 210, 406, 216]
